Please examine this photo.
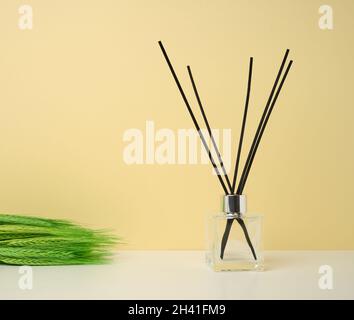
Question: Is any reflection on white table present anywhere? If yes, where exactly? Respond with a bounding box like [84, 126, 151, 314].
[0, 251, 353, 299]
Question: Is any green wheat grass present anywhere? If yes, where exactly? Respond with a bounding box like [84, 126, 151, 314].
[0, 214, 119, 266]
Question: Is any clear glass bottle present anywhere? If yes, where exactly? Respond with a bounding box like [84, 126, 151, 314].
[206, 195, 264, 271]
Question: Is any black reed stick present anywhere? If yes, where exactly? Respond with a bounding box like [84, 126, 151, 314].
[231, 57, 253, 193]
[220, 215, 257, 259]
[236, 49, 289, 194]
[187, 66, 232, 193]
[238, 60, 293, 194]
[158, 41, 229, 195]
[220, 53, 293, 259]
[220, 57, 255, 260]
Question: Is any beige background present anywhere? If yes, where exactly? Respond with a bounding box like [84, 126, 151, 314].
[0, 0, 353, 249]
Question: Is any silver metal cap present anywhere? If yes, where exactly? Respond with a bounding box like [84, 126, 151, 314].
[223, 194, 247, 216]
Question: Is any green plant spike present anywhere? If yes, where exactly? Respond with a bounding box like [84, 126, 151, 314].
[0, 214, 119, 266]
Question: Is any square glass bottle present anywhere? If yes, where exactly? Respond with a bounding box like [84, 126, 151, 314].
[206, 195, 264, 271]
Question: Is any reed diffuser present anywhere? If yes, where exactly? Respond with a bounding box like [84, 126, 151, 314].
[159, 41, 293, 271]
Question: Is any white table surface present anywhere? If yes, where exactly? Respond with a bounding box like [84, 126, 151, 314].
[0, 251, 353, 300]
